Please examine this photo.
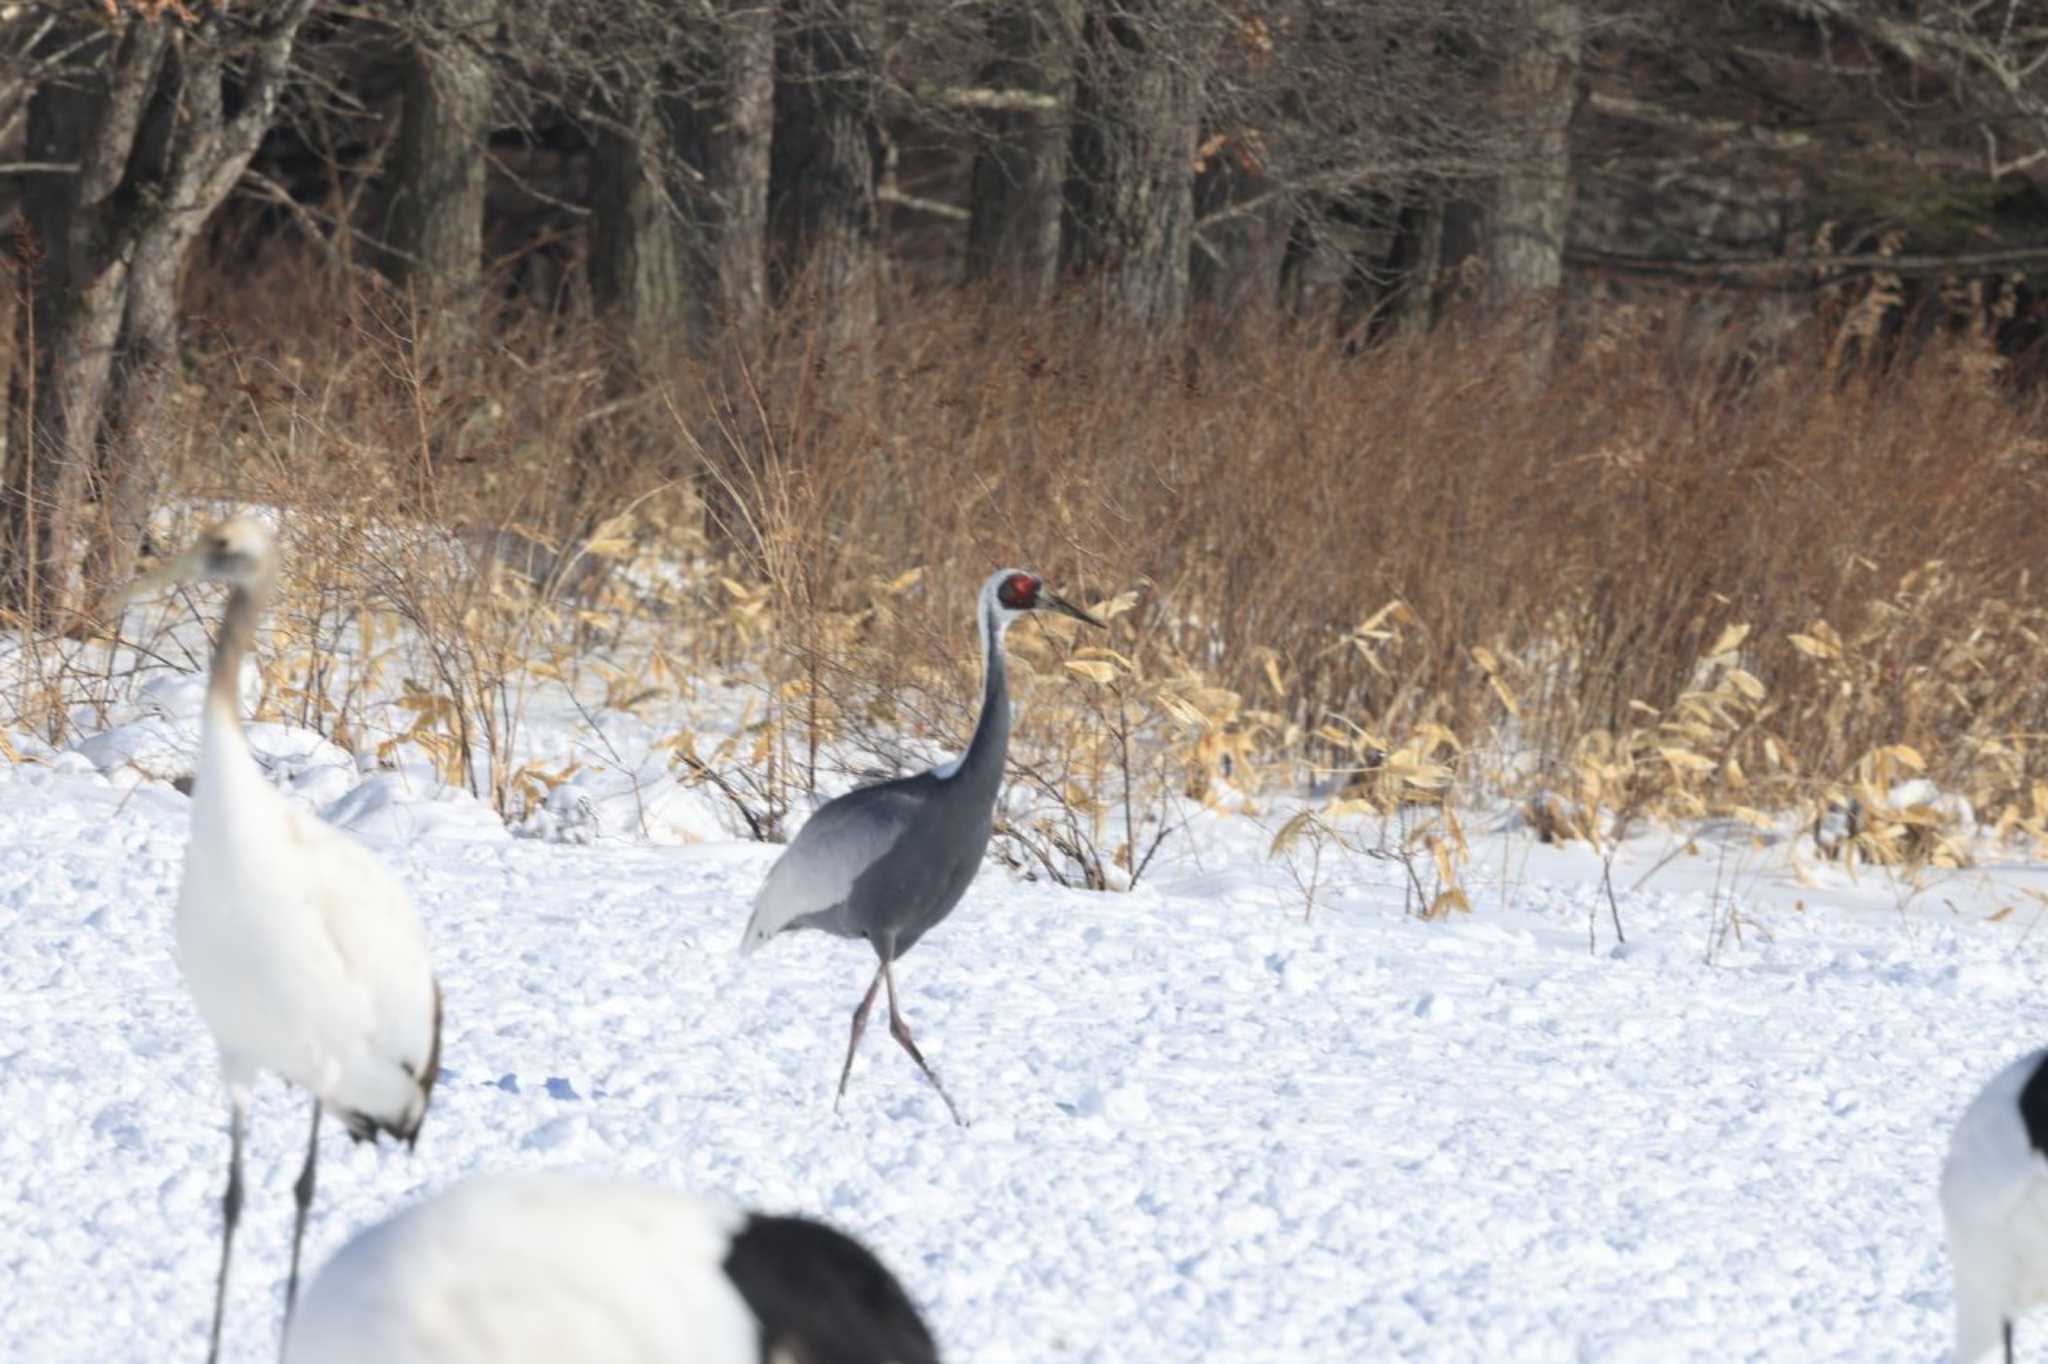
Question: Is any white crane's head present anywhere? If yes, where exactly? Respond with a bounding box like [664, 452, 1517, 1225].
[980, 568, 1104, 634]
[126, 516, 278, 601]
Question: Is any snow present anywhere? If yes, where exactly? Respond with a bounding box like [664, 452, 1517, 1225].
[7, 735, 2046, 1363]
[1, 570, 2043, 1359]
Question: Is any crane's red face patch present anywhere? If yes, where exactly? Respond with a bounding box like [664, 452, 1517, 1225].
[997, 573, 1040, 610]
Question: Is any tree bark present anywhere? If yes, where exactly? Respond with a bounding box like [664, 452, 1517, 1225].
[712, 3, 774, 341]
[6, 25, 150, 627]
[1065, 5, 1199, 335]
[1191, 152, 1286, 330]
[584, 2, 773, 364]
[965, 0, 1077, 303]
[1381, 194, 1446, 337]
[1483, 0, 1580, 370]
[385, 0, 498, 325]
[685, 0, 775, 346]
[588, 82, 686, 371]
[770, 0, 880, 354]
[4, 4, 314, 627]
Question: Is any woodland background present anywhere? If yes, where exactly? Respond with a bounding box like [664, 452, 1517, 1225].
[5, 1, 2048, 863]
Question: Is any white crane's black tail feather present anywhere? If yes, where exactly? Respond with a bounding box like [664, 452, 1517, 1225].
[339, 979, 443, 1149]
[405, 979, 444, 1149]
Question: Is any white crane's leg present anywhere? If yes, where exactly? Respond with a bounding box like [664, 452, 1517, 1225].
[284, 1099, 321, 1326]
[835, 966, 885, 1113]
[882, 960, 966, 1127]
[206, 1099, 247, 1364]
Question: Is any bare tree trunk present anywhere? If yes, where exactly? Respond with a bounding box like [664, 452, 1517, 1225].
[585, 3, 773, 364]
[669, 1, 776, 348]
[965, 1, 1077, 302]
[705, 2, 774, 342]
[1383, 194, 1446, 337]
[91, 211, 184, 599]
[588, 82, 686, 372]
[4, 4, 313, 626]
[385, 0, 498, 324]
[1066, 5, 1199, 334]
[1484, 0, 1580, 371]
[770, 0, 880, 353]
[1191, 152, 1286, 332]
[6, 28, 143, 626]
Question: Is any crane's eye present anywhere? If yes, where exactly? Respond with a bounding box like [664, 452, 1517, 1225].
[997, 573, 1038, 610]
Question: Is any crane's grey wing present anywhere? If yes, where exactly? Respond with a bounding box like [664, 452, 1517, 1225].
[739, 785, 925, 954]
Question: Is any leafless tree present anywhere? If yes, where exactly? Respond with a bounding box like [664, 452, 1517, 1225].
[771, 0, 883, 352]
[382, 0, 501, 326]
[3, 1, 319, 626]
[964, 0, 1078, 302]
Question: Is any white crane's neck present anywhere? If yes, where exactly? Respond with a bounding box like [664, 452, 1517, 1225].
[196, 580, 269, 809]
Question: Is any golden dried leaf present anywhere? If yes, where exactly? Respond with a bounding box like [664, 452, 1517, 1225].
[1424, 888, 1471, 920]
[1357, 600, 1415, 634]
[1707, 622, 1752, 658]
[1268, 809, 1319, 858]
[1788, 633, 1838, 660]
[1098, 589, 1141, 620]
[1065, 659, 1119, 685]
[1488, 674, 1521, 718]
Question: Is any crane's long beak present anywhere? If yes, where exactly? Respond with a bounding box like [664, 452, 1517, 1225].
[1045, 590, 1105, 628]
[121, 546, 205, 604]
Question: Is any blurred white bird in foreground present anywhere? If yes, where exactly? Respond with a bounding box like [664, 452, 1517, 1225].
[283, 1172, 940, 1364]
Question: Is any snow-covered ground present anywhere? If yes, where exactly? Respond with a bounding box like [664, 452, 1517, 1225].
[5, 705, 2046, 1361]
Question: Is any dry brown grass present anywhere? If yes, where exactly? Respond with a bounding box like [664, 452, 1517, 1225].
[15, 245, 2048, 880]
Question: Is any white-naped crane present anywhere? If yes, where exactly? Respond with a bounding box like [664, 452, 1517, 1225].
[128, 517, 441, 1361]
[282, 1172, 940, 1364]
[1943, 1047, 2048, 1363]
[740, 568, 1102, 1125]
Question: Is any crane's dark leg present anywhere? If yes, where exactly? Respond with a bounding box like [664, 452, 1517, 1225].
[835, 966, 885, 1113]
[2007, 1318, 2015, 1364]
[882, 959, 966, 1127]
[206, 1100, 247, 1364]
[284, 1099, 321, 1327]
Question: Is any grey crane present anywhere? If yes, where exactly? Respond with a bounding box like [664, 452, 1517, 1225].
[740, 567, 1103, 1124]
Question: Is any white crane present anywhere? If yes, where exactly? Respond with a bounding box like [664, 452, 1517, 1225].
[740, 568, 1101, 1124]
[1943, 1047, 2048, 1363]
[282, 1172, 940, 1364]
[129, 517, 442, 1361]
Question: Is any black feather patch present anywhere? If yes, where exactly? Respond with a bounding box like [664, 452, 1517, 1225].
[723, 1214, 939, 1364]
[2019, 1051, 2048, 1158]
[403, 978, 445, 1150]
[340, 981, 444, 1149]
